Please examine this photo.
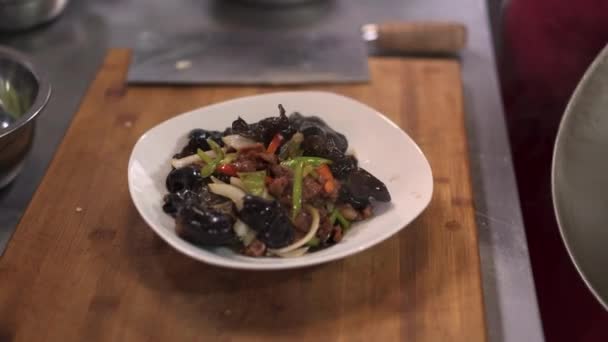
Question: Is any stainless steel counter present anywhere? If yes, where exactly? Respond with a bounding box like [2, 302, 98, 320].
[0, 1, 544, 341]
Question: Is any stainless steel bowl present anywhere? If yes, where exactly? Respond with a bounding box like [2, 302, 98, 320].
[552, 44, 608, 310]
[0, 0, 69, 32]
[0, 46, 51, 188]
[233, 0, 325, 6]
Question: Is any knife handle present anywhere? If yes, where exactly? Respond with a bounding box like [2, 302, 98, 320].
[369, 22, 467, 54]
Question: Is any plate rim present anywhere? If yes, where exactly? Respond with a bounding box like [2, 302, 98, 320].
[128, 90, 433, 270]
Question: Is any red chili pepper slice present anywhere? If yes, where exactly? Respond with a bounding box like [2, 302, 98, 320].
[217, 164, 237, 176]
[266, 133, 284, 154]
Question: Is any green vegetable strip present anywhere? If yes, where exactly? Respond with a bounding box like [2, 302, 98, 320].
[198, 139, 225, 178]
[200, 161, 218, 178]
[207, 138, 224, 160]
[237, 171, 267, 196]
[335, 211, 351, 230]
[302, 164, 314, 178]
[291, 160, 304, 219]
[197, 148, 214, 164]
[221, 153, 238, 165]
[329, 210, 338, 225]
[306, 236, 320, 247]
[329, 209, 351, 229]
[279, 160, 295, 168]
[281, 157, 332, 169]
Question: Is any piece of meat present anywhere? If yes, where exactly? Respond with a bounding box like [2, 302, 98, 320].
[278, 193, 292, 208]
[233, 159, 258, 172]
[234, 150, 266, 172]
[302, 176, 323, 201]
[271, 164, 292, 178]
[294, 230, 306, 241]
[317, 219, 334, 243]
[238, 144, 265, 153]
[361, 205, 373, 219]
[256, 152, 278, 164]
[243, 239, 267, 257]
[317, 206, 328, 220]
[338, 203, 360, 221]
[268, 176, 289, 197]
[293, 211, 312, 233]
[332, 226, 343, 243]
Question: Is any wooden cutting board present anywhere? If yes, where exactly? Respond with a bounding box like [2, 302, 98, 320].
[0, 49, 486, 342]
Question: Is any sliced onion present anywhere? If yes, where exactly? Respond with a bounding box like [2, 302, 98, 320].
[233, 219, 257, 247]
[208, 183, 246, 210]
[233, 219, 256, 246]
[171, 150, 218, 169]
[242, 230, 257, 247]
[233, 219, 249, 237]
[171, 154, 200, 169]
[229, 177, 246, 191]
[274, 247, 310, 258]
[269, 205, 320, 255]
[222, 134, 260, 151]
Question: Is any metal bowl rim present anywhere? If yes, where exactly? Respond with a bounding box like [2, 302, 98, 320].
[551, 43, 608, 311]
[0, 0, 54, 6]
[0, 46, 51, 139]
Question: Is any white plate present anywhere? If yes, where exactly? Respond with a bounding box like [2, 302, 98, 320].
[128, 91, 433, 270]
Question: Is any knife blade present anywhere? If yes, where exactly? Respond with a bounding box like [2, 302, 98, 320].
[128, 30, 370, 85]
[127, 22, 466, 85]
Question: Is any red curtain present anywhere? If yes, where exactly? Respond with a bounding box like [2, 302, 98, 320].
[501, 1, 608, 341]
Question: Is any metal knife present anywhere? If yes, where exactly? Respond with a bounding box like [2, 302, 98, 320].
[127, 22, 466, 85]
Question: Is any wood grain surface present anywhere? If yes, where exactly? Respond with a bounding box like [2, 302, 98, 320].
[0, 49, 486, 342]
[374, 22, 467, 54]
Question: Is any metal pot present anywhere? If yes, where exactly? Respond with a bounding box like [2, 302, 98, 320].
[232, 0, 325, 6]
[0, 46, 51, 188]
[0, 0, 69, 32]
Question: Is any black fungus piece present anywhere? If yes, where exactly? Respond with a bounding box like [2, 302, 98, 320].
[162, 189, 202, 217]
[338, 186, 370, 210]
[238, 195, 295, 248]
[289, 113, 348, 154]
[231, 117, 250, 136]
[348, 168, 391, 202]
[198, 185, 232, 207]
[330, 155, 358, 180]
[165, 166, 204, 193]
[162, 194, 180, 216]
[164, 185, 235, 218]
[178, 129, 224, 156]
[222, 126, 234, 137]
[230, 104, 296, 144]
[339, 168, 391, 209]
[189, 129, 225, 149]
[176, 207, 237, 246]
[300, 134, 345, 163]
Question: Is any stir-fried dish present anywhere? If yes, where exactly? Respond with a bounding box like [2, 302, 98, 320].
[162, 105, 391, 258]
